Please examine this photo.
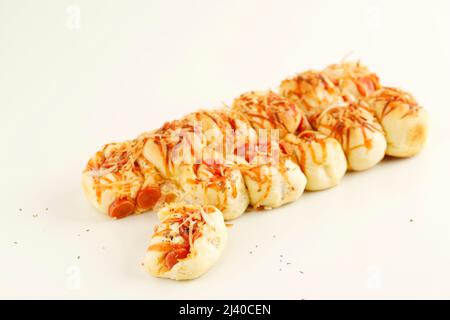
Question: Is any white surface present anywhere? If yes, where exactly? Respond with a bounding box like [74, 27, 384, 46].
[1, 0, 450, 299]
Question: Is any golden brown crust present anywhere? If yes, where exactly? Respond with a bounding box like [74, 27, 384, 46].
[407, 122, 427, 148]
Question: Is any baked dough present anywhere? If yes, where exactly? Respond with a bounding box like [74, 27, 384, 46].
[279, 70, 345, 122]
[175, 159, 250, 221]
[324, 61, 381, 102]
[143, 204, 227, 280]
[143, 124, 250, 220]
[281, 131, 347, 191]
[239, 150, 307, 209]
[177, 109, 259, 164]
[232, 90, 311, 138]
[315, 104, 387, 171]
[366, 87, 429, 157]
[142, 122, 206, 178]
[82, 61, 428, 227]
[82, 139, 167, 218]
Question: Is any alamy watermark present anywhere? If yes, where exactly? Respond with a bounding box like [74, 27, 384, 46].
[66, 5, 81, 31]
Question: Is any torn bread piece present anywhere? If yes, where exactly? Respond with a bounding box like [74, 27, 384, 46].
[232, 90, 311, 138]
[143, 204, 227, 280]
[324, 61, 381, 102]
[315, 104, 387, 171]
[366, 87, 429, 158]
[279, 70, 345, 123]
[281, 131, 347, 191]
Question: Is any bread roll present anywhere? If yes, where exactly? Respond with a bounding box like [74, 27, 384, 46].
[324, 61, 381, 101]
[232, 90, 310, 138]
[315, 104, 387, 171]
[82, 139, 166, 218]
[279, 70, 345, 122]
[239, 149, 307, 209]
[366, 87, 429, 157]
[143, 204, 227, 280]
[281, 131, 347, 191]
[174, 159, 250, 221]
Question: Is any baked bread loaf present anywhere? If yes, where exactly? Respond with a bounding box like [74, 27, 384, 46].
[81, 60, 428, 280]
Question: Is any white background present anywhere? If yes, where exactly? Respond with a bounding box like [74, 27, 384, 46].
[1, 0, 450, 299]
